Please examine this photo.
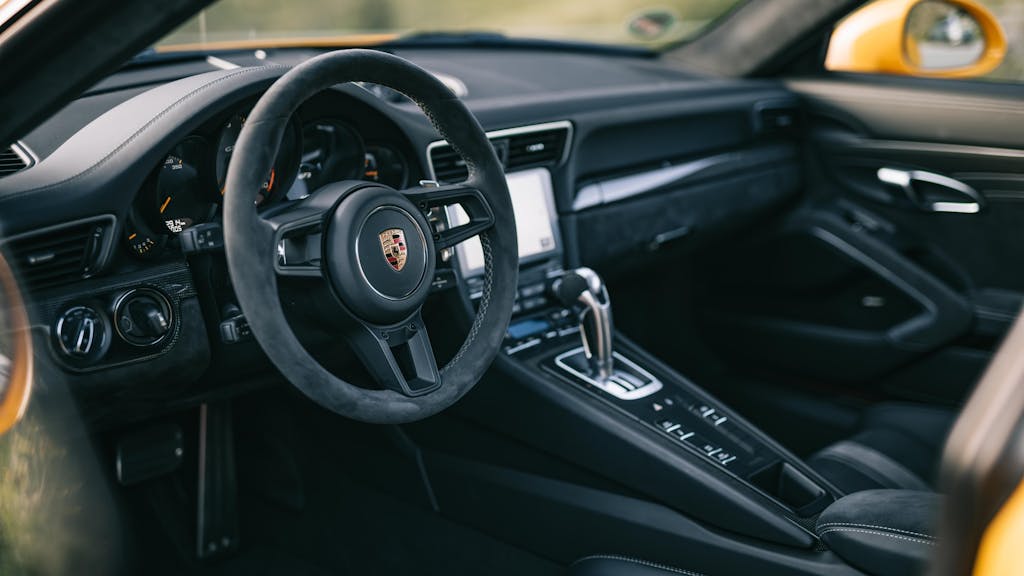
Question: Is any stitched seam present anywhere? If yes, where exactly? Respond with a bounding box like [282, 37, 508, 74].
[571, 555, 706, 576]
[441, 231, 492, 373]
[820, 528, 936, 546]
[818, 522, 934, 539]
[5, 65, 289, 200]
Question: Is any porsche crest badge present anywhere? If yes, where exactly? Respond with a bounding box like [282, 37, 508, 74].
[379, 228, 408, 271]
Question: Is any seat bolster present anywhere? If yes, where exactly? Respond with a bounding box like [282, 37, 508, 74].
[817, 489, 941, 576]
[809, 440, 931, 494]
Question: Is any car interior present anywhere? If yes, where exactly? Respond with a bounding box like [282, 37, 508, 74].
[0, 0, 1023, 574]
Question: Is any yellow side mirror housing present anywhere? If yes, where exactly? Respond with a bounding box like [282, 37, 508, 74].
[826, 0, 1006, 79]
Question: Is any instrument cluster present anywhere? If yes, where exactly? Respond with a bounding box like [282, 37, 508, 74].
[125, 100, 411, 260]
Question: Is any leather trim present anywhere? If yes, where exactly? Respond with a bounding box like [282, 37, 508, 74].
[819, 527, 936, 547]
[571, 555, 706, 576]
[816, 490, 940, 576]
[818, 522, 935, 540]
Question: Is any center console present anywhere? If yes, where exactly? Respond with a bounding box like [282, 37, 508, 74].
[448, 164, 838, 548]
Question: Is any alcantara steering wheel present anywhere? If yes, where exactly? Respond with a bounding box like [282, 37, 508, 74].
[223, 50, 518, 424]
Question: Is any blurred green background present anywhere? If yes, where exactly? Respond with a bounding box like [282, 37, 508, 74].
[160, 0, 1023, 82]
[159, 0, 740, 49]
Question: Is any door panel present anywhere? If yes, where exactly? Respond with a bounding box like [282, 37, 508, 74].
[701, 78, 1024, 405]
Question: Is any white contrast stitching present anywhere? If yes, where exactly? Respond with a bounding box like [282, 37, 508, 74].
[571, 555, 706, 576]
[820, 527, 936, 546]
[817, 522, 934, 540]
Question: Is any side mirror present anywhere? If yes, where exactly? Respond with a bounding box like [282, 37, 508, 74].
[826, 0, 1006, 79]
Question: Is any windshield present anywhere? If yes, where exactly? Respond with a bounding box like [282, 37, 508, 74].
[156, 0, 745, 52]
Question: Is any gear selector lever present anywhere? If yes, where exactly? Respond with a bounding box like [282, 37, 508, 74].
[550, 268, 661, 400]
[553, 268, 614, 380]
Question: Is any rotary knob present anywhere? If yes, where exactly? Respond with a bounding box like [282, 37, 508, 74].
[114, 288, 173, 346]
[55, 305, 108, 360]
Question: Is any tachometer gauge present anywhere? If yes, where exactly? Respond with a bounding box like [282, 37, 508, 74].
[363, 145, 408, 189]
[300, 119, 365, 191]
[215, 112, 301, 206]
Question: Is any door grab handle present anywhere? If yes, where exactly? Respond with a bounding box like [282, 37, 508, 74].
[877, 167, 984, 214]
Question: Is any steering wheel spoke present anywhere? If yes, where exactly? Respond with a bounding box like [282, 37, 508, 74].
[348, 312, 441, 397]
[266, 207, 326, 278]
[403, 184, 495, 250]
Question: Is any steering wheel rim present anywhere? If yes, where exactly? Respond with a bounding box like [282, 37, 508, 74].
[223, 49, 518, 424]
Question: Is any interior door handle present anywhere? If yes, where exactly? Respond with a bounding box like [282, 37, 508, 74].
[877, 167, 984, 214]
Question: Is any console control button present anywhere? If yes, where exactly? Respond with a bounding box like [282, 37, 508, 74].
[520, 296, 547, 311]
[699, 443, 722, 456]
[657, 419, 679, 432]
[520, 283, 546, 298]
[713, 451, 737, 466]
[671, 428, 694, 441]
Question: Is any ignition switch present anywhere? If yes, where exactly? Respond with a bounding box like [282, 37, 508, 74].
[114, 288, 173, 346]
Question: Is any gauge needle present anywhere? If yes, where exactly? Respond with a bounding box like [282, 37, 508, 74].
[159, 196, 172, 214]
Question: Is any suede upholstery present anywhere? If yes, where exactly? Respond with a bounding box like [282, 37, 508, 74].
[223, 50, 518, 423]
[817, 489, 941, 576]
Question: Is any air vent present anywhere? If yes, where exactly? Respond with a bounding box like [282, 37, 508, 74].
[4, 218, 112, 293]
[0, 143, 32, 178]
[428, 122, 571, 184]
[506, 128, 568, 171]
[429, 145, 469, 183]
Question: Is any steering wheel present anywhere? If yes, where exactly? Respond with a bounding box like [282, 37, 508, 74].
[223, 50, 518, 424]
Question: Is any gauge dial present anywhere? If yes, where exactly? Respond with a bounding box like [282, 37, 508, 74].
[299, 119, 365, 191]
[126, 201, 167, 260]
[126, 136, 212, 260]
[125, 221, 163, 259]
[363, 145, 408, 189]
[215, 112, 301, 206]
[153, 137, 213, 235]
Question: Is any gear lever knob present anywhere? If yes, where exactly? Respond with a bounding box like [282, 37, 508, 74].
[553, 268, 613, 381]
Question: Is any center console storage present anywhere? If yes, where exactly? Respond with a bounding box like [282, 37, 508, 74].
[488, 321, 838, 547]
[446, 164, 837, 549]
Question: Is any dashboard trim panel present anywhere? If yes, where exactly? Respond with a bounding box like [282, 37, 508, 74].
[573, 143, 797, 211]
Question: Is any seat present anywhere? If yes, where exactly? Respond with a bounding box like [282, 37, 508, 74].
[808, 402, 957, 495]
[569, 555, 706, 576]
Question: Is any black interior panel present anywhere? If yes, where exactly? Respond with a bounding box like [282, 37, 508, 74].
[688, 77, 1024, 412]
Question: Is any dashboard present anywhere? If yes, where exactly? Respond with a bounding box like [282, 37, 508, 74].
[0, 47, 800, 415]
[125, 92, 414, 261]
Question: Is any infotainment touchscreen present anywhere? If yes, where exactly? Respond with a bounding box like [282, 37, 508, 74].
[446, 167, 560, 278]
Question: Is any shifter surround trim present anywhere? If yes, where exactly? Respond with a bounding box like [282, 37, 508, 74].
[554, 346, 663, 400]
